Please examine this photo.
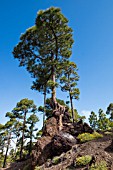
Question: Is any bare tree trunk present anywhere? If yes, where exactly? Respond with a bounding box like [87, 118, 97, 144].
[51, 53, 56, 106]
[3, 132, 11, 168]
[20, 111, 27, 159]
[14, 137, 18, 160]
[69, 91, 74, 123]
[29, 127, 33, 156]
[20, 135, 24, 159]
[43, 87, 46, 127]
[50, 25, 58, 106]
[52, 72, 56, 104]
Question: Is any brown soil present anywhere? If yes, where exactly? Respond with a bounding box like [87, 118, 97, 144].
[39, 134, 113, 170]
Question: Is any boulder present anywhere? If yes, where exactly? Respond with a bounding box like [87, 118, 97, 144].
[51, 132, 77, 156]
[83, 122, 94, 133]
[32, 136, 52, 166]
[72, 120, 94, 136]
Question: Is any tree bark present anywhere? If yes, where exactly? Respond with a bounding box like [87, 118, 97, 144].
[3, 132, 11, 168]
[52, 72, 56, 103]
[29, 124, 33, 155]
[20, 110, 27, 159]
[69, 91, 74, 123]
[14, 137, 18, 160]
[43, 87, 46, 127]
[51, 53, 56, 106]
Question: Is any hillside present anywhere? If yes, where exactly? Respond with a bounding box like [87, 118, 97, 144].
[2, 106, 113, 170]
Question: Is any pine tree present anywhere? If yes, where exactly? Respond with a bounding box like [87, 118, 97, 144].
[0, 124, 5, 155]
[89, 111, 98, 130]
[106, 103, 113, 121]
[98, 109, 109, 130]
[13, 121, 23, 160]
[13, 7, 74, 105]
[26, 113, 39, 155]
[12, 98, 37, 159]
[60, 61, 80, 123]
[2, 113, 16, 168]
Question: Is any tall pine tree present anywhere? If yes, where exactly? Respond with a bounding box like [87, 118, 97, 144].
[13, 7, 74, 105]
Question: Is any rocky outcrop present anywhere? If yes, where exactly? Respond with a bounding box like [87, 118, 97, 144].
[31, 109, 93, 168]
[32, 117, 58, 167]
[42, 117, 58, 137]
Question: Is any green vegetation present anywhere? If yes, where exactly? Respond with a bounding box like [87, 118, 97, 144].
[34, 166, 41, 170]
[89, 111, 98, 130]
[0, 98, 39, 168]
[89, 108, 112, 131]
[104, 131, 113, 136]
[75, 157, 107, 170]
[90, 161, 107, 170]
[52, 156, 60, 165]
[77, 132, 103, 143]
[106, 103, 113, 121]
[76, 155, 92, 166]
[13, 98, 38, 159]
[60, 61, 80, 122]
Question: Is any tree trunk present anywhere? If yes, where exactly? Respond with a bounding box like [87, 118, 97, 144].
[51, 53, 56, 106]
[52, 72, 56, 103]
[20, 135, 24, 159]
[29, 126, 33, 155]
[69, 91, 74, 123]
[3, 132, 11, 168]
[43, 87, 46, 127]
[14, 137, 18, 160]
[29, 138, 32, 156]
[20, 110, 27, 159]
[51, 26, 58, 106]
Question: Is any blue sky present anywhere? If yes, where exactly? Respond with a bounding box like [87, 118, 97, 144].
[0, 0, 113, 126]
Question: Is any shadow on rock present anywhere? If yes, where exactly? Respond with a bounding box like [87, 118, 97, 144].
[105, 139, 113, 153]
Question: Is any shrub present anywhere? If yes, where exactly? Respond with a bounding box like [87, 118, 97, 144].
[104, 131, 113, 136]
[89, 161, 107, 170]
[76, 155, 92, 166]
[77, 133, 93, 143]
[52, 156, 60, 165]
[93, 131, 103, 138]
[109, 121, 113, 128]
[34, 166, 41, 170]
[77, 132, 103, 143]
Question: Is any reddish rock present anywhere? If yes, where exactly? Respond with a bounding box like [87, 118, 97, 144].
[51, 132, 77, 156]
[42, 117, 58, 137]
[32, 136, 52, 166]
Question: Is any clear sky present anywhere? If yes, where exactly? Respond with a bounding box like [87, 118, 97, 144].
[0, 0, 113, 126]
